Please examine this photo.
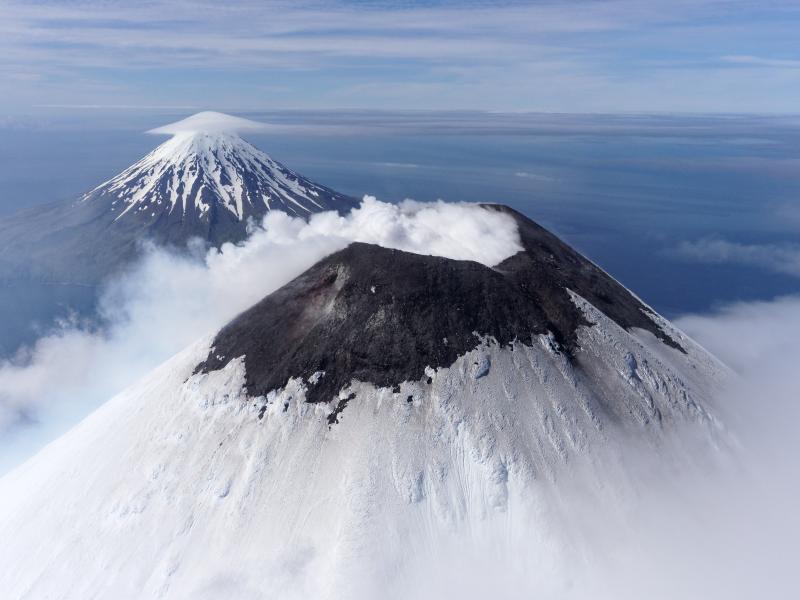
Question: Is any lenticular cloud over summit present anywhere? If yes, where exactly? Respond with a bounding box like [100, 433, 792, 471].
[147, 111, 271, 135]
[0, 198, 522, 470]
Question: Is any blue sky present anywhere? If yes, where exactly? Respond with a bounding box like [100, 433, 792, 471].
[1, 0, 800, 114]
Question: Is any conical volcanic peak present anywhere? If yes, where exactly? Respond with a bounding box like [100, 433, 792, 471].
[83, 112, 356, 228]
[0, 213, 727, 599]
[0, 112, 357, 285]
[196, 205, 685, 405]
[83, 129, 353, 225]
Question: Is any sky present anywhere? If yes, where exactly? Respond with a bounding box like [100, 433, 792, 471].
[2, 0, 800, 114]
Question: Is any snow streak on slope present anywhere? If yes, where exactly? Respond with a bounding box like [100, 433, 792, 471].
[0, 290, 724, 600]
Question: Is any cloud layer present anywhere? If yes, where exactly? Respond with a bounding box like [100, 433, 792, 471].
[673, 238, 800, 277]
[3, 1, 800, 112]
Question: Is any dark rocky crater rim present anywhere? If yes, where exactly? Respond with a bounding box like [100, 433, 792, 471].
[195, 204, 683, 404]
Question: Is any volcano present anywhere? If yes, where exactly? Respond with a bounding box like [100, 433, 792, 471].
[0, 112, 357, 285]
[0, 203, 725, 599]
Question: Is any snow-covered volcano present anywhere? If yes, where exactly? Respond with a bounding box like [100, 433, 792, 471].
[0, 112, 356, 285]
[0, 206, 726, 599]
[87, 114, 354, 226]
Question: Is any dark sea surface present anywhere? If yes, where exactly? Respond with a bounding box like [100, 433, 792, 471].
[1, 110, 799, 353]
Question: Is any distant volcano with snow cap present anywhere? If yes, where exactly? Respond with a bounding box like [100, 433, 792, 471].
[93, 112, 355, 237]
[0, 111, 356, 285]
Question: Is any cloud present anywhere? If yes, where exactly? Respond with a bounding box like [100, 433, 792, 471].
[722, 54, 800, 68]
[672, 238, 800, 276]
[36, 104, 200, 111]
[373, 161, 420, 169]
[637, 297, 800, 598]
[773, 201, 800, 231]
[514, 171, 557, 182]
[0, 198, 521, 472]
[147, 111, 270, 135]
[3, 1, 800, 112]
[675, 293, 800, 385]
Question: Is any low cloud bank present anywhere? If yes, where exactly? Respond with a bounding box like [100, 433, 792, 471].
[675, 295, 800, 487]
[0, 197, 521, 472]
[673, 238, 800, 277]
[654, 296, 800, 599]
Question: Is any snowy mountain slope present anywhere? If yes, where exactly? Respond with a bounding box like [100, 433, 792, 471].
[0, 112, 356, 286]
[0, 206, 727, 599]
[85, 126, 352, 230]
